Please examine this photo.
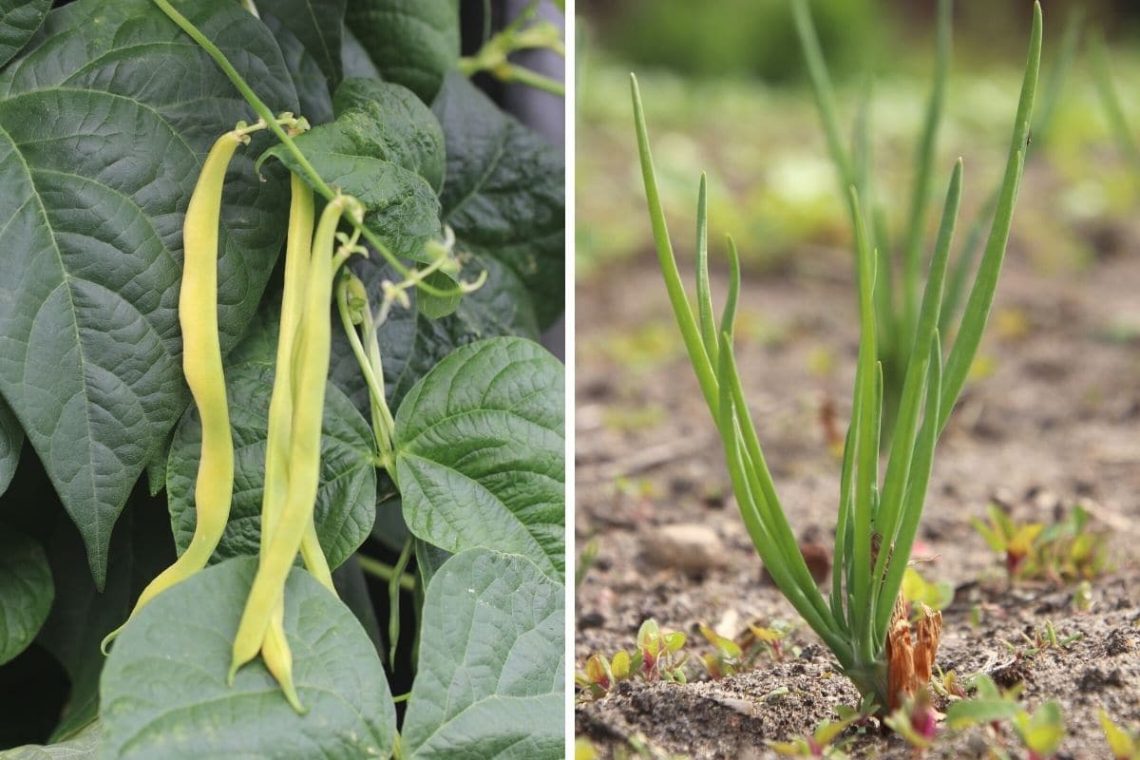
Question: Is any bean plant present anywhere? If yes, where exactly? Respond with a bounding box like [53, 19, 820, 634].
[0, 0, 565, 757]
[631, 2, 1041, 713]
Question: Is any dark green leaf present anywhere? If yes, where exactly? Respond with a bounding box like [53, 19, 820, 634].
[261, 11, 335, 126]
[100, 557, 396, 759]
[269, 148, 440, 260]
[263, 77, 446, 258]
[0, 721, 99, 760]
[340, 24, 381, 79]
[394, 337, 564, 579]
[0, 529, 52, 666]
[415, 269, 461, 320]
[0, 0, 48, 68]
[333, 78, 446, 191]
[432, 73, 564, 327]
[257, 0, 345, 88]
[0, 0, 297, 585]
[402, 549, 563, 759]
[344, 0, 458, 103]
[0, 396, 22, 497]
[166, 362, 376, 571]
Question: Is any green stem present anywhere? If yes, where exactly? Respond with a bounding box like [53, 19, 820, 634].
[148, 0, 465, 300]
[357, 554, 416, 592]
[335, 276, 396, 467]
[495, 63, 565, 97]
[388, 539, 415, 664]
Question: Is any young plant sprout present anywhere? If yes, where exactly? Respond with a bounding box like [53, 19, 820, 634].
[630, 2, 1041, 714]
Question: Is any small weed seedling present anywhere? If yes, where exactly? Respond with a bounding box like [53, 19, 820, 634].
[1100, 710, 1140, 760]
[698, 623, 743, 680]
[698, 619, 793, 679]
[1012, 702, 1066, 760]
[883, 688, 939, 752]
[946, 674, 1065, 759]
[576, 619, 689, 701]
[902, 566, 954, 612]
[973, 503, 1109, 584]
[972, 503, 1044, 579]
[1002, 621, 1082, 659]
[635, 618, 689, 683]
[945, 674, 1025, 731]
[766, 715, 857, 758]
[632, 3, 1042, 715]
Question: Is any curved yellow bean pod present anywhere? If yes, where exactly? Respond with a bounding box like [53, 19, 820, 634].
[256, 172, 315, 712]
[229, 195, 360, 682]
[101, 129, 243, 653]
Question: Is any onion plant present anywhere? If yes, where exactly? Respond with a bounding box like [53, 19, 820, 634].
[629, 3, 1041, 712]
[1090, 31, 1140, 171]
[791, 0, 1039, 442]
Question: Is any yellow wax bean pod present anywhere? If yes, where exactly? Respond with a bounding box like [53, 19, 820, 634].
[101, 128, 245, 653]
[256, 171, 315, 712]
[229, 194, 362, 683]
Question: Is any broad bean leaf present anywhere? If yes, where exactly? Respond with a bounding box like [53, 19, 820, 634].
[0, 397, 22, 496]
[0, 529, 52, 666]
[0, 721, 99, 760]
[401, 549, 563, 759]
[432, 73, 564, 328]
[340, 24, 381, 79]
[0, 0, 297, 585]
[257, 0, 345, 88]
[394, 337, 564, 579]
[264, 77, 444, 259]
[0, 0, 48, 68]
[261, 12, 335, 127]
[344, 0, 458, 103]
[100, 557, 396, 759]
[166, 362, 376, 571]
[333, 78, 445, 191]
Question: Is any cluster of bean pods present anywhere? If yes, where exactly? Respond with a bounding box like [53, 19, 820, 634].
[103, 117, 366, 712]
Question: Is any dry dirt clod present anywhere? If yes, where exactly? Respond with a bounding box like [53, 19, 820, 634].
[641, 523, 729, 575]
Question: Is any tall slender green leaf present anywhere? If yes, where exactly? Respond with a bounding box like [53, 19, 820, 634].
[940, 2, 1042, 429]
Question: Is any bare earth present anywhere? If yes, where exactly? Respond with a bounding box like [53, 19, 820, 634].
[574, 191, 1140, 758]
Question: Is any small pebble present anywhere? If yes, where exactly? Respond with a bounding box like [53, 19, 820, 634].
[641, 523, 728, 575]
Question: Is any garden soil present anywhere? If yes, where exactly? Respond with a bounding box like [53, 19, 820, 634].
[574, 183, 1140, 758]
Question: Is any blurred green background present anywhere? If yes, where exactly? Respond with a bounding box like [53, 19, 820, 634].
[577, 0, 1140, 279]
